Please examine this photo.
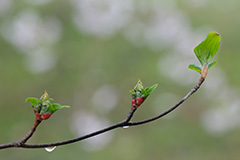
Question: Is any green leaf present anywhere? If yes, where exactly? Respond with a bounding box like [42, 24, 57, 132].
[194, 32, 221, 65]
[141, 89, 148, 98]
[48, 103, 55, 113]
[146, 84, 158, 95]
[134, 79, 144, 91]
[40, 104, 51, 114]
[207, 60, 216, 69]
[188, 64, 202, 73]
[52, 103, 70, 112]
[129, 90, 135, 93]
[40, 91, 50, 102]
[131, 80, 157, 99]
[26, 92, 70, 120]
[26, 97, 40, 107]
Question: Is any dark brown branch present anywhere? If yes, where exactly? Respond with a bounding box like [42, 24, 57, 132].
[0, 76, 205, 150]
[20, 106, 138, 148]
[21, 122, 123, 148]
[0, 142, 16, 149]
[0, 119, 41, 149]
[128, 77, 205, 126]
[19, 119, 41, 144]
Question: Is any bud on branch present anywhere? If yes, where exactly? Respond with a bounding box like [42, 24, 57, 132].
[189, 32, 221, 77]
[26, 91, 70, 121]
[130, 79, 158, 108]
[0, 32, 221, 151]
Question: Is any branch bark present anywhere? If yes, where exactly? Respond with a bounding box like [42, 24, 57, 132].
[0, 119, 41, 149]
[0, 76, 205, 150]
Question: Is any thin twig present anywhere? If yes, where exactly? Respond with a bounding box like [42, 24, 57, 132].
[19, 119, 41, 144]
[0, 119, 41, 149]
[128, 77, 205, 126]
[20, 106, 138, 149]
[0, 76, 205, 150]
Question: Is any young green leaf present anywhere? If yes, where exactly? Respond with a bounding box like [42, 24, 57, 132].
[40, 91, 50, 102]
[131, 80, 158, 98]
[141, 89, 148, 98]
[188, 64, 202, 73]
[26, 97, 40, 107]
[129, 90, 135, 93]
[207, 60, 216, 69]
[52, 104, 70, 112]
[189, 32, 221, 74]
[26, 91, 70, 120]
[130, 80, 158, 108]
[146, 84, 158, 95]
[134, 79, 144, 91]
[194, 32, 221, 65]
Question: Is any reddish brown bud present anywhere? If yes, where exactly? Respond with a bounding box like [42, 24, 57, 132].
[41, 113, 52, 120]
[132, 97, 145, 107]
[35, 112, 41, 120]
[32, 107, 41, 120]
[132, 99, 136, 106]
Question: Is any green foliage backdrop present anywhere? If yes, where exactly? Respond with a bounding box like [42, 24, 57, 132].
[0, 0, 240, 159]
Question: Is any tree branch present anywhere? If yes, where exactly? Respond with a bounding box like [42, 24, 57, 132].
[0, 76, 205, 150]
[0, 119, 41, 149]
[128, 77, 205, 126]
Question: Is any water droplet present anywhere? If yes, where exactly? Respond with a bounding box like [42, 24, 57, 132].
[122, 126, 129, 129]
[45, 146, 56, 152]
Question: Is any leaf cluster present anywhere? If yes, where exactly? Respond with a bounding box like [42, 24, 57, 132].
[26, 91, 70, 115]
[189, 32, 221, 73]
[129, 79, 158, 99]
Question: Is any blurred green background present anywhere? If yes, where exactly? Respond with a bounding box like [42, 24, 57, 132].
[0, 0, 240, 159]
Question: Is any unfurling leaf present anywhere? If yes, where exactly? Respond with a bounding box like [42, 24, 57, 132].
[188, 64, 202, 73]
[207, 60, 216, 69]
[134, 79, 144, 91]
[130, 79, 158, 107]
[189, 32, 221, 74]
[194, 32, 221, 65]
[145, 84, 158, 95]
[26, 91, 70, 120]
[52, 104, 70, 112]
[26, 98, 40, 108]
[129, 90, 135, 94]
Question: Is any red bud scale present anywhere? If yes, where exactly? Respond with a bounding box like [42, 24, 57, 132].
[132, 97, 145, 107]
